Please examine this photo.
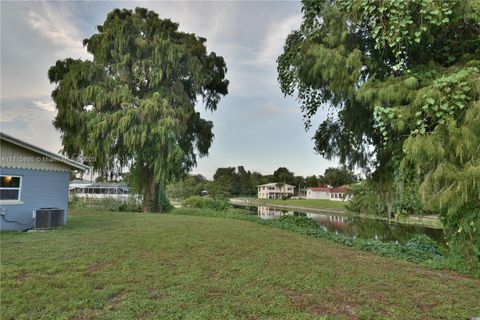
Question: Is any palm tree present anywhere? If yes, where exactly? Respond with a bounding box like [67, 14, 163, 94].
[276, 182, 285, 200]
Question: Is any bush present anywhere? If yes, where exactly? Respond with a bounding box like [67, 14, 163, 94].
[278, 215, 319, 229]
[69, 196, 142, 212]
[117, 198, 142, 212]
[182, 196, 231, 211]
[404, 234, 443, 260]
[442, 204, 480, 272]
[68, 195, 84, 209]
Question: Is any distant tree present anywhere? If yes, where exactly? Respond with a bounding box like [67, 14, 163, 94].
[167, 174, 210, 200]
[212, 167, 237, 197]
[293, 175, 305, 195]
[48, 8, 228, 212]
[321, 167, 357, 187]
[273, 167, 295, 185]
[250, 171, 267, 195]
[235, 166, 247, 195]
[305, 175, 319, 187]
[275, 182, 285, 199]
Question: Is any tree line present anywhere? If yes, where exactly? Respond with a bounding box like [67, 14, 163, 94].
[167, 166, 358, 199]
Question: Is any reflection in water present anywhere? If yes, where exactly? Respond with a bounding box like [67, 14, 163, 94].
[237, 205, 445, 246]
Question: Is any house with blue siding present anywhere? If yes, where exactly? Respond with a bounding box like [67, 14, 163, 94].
[0, 133, 88, 231]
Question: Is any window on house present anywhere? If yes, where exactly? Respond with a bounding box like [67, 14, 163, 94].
[0, 175, 22, 201]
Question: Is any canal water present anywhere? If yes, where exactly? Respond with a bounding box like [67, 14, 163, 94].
[234, 204, 445, 246]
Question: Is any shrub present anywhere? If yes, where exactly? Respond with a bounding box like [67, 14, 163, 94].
[117, 198, 142, 212]
[68, 195, 84, 209]
[278, 215, 319, 229]
[182, 196, 231, 211]
[404, 234, 443, 260]
[69, 197, 142, 212]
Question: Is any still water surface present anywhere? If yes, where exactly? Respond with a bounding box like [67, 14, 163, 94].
[234, 204, 445, 246]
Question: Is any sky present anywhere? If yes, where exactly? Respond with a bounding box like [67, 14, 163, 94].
[0, 0, 338, 179]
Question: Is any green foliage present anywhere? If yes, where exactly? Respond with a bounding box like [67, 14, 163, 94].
[304, 175, 319, 187]
[166, 174, 210, 200]
[404, 234, 443, 260]
[346, 181, 387, 216]
[49, 8, 228, 212]
[69, 196, 142, 212]
[273, 167, 295, 185]
[442, 205, 480, 271]
[182, 196, 231, 211]
[278, 215, 319, 229]
[322, 166, 358, 187]
[278, 0, 480, 267]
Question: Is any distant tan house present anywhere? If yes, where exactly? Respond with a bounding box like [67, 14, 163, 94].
[306, 187, 352, 201]
[257, 183, 295, 199]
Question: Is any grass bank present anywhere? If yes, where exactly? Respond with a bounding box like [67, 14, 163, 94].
[1, 208, 479, 319]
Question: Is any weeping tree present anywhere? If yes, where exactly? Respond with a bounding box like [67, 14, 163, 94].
[278, 0, 479, 267]
[48, 8, 228, 212]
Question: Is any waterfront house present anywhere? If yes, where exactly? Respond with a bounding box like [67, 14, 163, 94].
[306, 187, 352, 201]
[0, 133, 88, 231]
[257, 183, 295, 199]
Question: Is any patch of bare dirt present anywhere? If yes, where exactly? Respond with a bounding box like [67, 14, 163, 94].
[15, 272, 29, 284]
[104, 292, 127, 311]
[70, 310, 101, 320]
[85, 260, 117, 274]
[148, 289, 164, 301]
[283, 288, 360, 320]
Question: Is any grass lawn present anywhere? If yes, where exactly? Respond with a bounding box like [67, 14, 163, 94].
[1, 209, 479, 320]
[236, 198, 347, 210]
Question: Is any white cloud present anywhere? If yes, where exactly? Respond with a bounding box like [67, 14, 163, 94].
[31, 99, 55, 113]
[27, 2, 90, 59]
[249, 14, 301, 66]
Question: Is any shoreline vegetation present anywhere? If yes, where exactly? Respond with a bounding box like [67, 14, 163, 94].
[176, 206, 476, 277]
[1, 208, 479, 319]
[231, 197, 442, 229]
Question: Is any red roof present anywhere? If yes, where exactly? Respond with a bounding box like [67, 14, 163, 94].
[307, 187, 348, 193]
[306, 187, 330, 191]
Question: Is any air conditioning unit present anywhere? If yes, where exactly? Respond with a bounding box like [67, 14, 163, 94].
[33, 208, 65, 229]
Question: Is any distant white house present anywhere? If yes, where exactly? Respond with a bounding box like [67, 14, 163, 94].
[257, 183, 295, 199]
[306, 187, 352, 201]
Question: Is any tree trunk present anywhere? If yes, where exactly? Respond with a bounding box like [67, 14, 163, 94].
[142, 169, 161, 213]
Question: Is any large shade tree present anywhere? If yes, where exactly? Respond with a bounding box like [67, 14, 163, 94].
[49, 8, 228, 212]
[321, 166, 358, 187]
[278, 0, 479, 267]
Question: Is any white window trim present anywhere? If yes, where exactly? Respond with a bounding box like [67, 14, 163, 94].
[0, 175, 22, 204]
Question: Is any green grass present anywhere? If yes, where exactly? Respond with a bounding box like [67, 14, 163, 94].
[236, 197, 347, 210]
[1, 208, 479, 320]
